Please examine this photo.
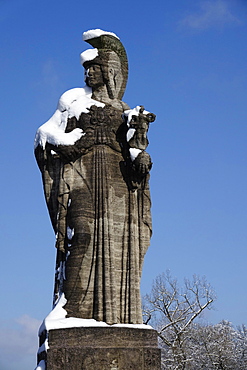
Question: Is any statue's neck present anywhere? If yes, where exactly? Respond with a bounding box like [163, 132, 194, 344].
[91, 85, 127, 111]
[92, 85, 109, 103]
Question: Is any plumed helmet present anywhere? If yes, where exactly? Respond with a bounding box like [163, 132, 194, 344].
[81, 29, 128, 100]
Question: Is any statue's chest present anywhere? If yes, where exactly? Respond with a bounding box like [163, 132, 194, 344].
[66, 105, 124, 147]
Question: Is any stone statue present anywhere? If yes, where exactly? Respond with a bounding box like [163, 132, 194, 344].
[35, 29, 155, 325]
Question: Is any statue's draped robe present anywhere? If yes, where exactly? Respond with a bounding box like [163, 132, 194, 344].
[35, 105, 152, 324]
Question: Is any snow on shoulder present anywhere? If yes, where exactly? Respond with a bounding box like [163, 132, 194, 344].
[34, 86, 104, 149]
[83, 29, 119, 41]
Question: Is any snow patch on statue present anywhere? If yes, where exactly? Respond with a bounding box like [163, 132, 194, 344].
[34, 85, 104, 149]
[39, 294, 152, 335]
[124, 105, 150, 125]
[83, 29, 119, 41]
[35, 359, 46, 370]
[80, 48, 99, 66]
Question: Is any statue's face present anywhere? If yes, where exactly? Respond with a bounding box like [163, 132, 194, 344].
[86, 64, 104, 89]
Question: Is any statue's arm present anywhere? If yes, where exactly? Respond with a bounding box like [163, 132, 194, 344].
[45, 142, 82, 163]
[34, 144, 46, 172]
[34, 144, 61, 232]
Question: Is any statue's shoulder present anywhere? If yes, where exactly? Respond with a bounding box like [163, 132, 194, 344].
[121, 101, 130, 111]
[57, 87, 91, 112]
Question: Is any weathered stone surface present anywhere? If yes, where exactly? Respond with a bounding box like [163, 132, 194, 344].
[35, 28, 159, 368]
[35, 29, 155, 325]
[46, 327, 161, 370]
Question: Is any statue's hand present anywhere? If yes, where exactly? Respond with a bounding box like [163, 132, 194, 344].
[133, 151, 152, 175]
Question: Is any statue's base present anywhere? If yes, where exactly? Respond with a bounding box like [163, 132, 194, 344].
[44, 326, 161, 369]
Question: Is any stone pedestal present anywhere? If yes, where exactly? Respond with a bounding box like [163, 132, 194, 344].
[45, 326, 161, 369]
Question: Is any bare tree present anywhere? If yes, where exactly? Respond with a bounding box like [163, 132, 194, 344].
[143, 272, 247, 369]
[189, 321, 239, 369]
[186, 320, 247, 369]
[143, 271, 216, 369]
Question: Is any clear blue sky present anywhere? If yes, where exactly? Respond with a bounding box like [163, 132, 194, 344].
[0, 0, 247, 369]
